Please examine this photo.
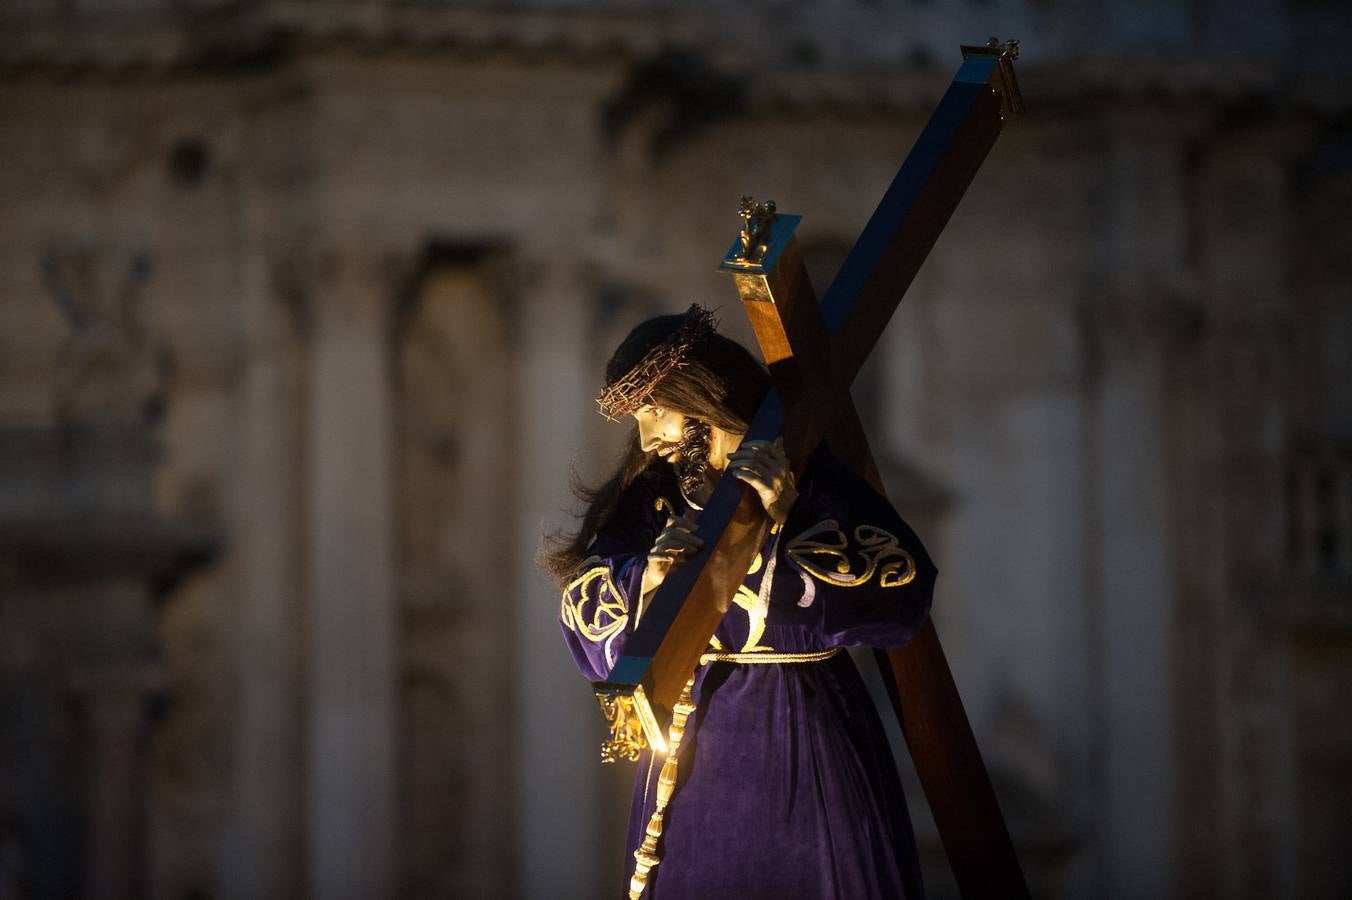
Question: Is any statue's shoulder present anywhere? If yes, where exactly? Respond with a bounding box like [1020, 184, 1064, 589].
[792, 444, 897, 525]
[798, 444, 862, 497]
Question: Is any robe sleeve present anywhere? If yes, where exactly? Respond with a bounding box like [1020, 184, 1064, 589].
[558, 468, 673, 682]
[777, 449, 938, 649]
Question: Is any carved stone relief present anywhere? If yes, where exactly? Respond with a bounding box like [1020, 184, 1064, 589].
[40, 246, 167, 428]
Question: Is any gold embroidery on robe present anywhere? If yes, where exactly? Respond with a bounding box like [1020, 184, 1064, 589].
[653, 493, 778, 654]
[786, 519, 916, 589]
[561, 556, 629, 644]
[707, 550, 775, 654]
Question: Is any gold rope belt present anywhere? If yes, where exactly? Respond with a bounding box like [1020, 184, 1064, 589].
[699, 647, 842, 665]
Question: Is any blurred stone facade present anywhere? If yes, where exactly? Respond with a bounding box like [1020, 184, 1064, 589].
[1, 2, 1349, 899]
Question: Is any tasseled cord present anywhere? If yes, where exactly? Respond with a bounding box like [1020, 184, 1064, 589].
[628, 676, 697, 899]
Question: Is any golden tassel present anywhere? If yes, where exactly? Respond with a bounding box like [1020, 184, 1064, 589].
[628, 676, 697, 900]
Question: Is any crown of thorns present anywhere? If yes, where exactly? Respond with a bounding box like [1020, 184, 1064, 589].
[596, 305, 718, 421]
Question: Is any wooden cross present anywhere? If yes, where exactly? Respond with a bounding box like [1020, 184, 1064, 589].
[595, 40, 1029, 897]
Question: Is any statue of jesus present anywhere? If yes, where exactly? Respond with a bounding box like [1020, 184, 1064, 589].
[543, 304, 936, 899]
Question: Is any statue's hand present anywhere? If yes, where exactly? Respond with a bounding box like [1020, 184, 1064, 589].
[641, 513, 703, 604]
[727, 437, 797, 525]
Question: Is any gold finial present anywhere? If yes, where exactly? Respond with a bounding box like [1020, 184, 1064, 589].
[732, 196, 778, 266]
[628, 677, 698, 899]
[961, 37, 1024, 116]
[984, 37, 1020, 60]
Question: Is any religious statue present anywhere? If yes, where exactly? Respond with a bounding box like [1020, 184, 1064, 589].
[546, 37, 1029, 900]
[545, 305, 937, 898]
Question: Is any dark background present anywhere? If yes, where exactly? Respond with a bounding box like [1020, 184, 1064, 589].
[1, 1, 1349, 898]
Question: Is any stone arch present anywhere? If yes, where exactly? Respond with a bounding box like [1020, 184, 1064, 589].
[394, 244, 516, 898]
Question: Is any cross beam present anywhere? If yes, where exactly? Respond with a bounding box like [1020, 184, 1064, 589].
[594, 41, 1028, 897]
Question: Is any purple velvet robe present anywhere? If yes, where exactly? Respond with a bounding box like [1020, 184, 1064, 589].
[560, 448, 937, 899]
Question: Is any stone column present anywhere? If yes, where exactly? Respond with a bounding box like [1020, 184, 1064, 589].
[79, 661, 162, 900]
[1089, 333, 1174, 899]
[1083, 109, 1200, 899]
[221, 249, 305, 899]
[1196, 124, 1307, 899]
[303, 244, 405, 900]
[512, 255, 603, 899]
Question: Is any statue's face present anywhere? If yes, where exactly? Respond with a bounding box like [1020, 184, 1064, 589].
[633, 403, 687, 462]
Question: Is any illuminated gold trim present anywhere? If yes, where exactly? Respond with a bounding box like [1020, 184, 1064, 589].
[560, 558, 629, 644]
[729, 581, 771, 652]
[785, 520, 917, 589]
[699, 647, 842, 665]
[628, 677, 697, 900]
[631, 685, 667, 755]
[597, 693, 646, 764]
[595, 683, 667, 764]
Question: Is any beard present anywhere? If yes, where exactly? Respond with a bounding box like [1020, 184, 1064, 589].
[672, 418, 712, 504]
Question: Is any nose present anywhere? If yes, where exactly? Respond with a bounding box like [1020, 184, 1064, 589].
[637, 418, 660, 452]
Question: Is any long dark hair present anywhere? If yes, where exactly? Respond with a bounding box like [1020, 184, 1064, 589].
[539, 311, 770, 587]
